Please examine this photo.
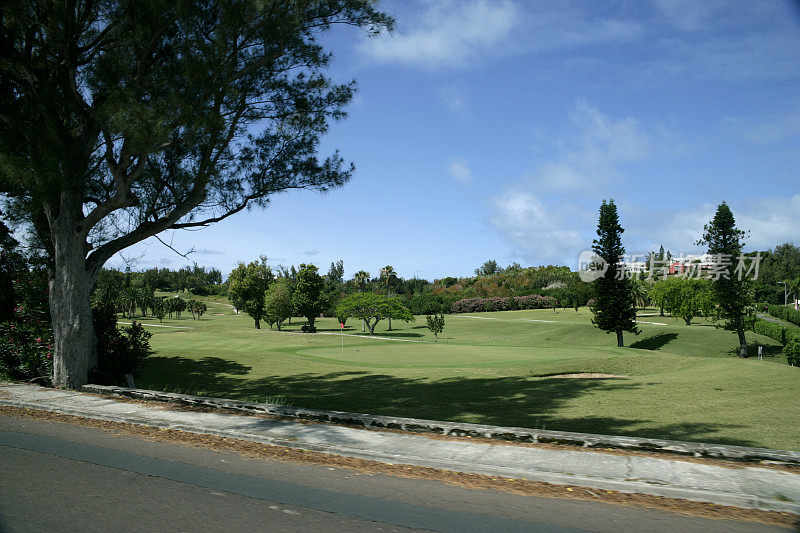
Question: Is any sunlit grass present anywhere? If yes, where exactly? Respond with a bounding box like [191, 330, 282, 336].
[135, 302, 800, 450]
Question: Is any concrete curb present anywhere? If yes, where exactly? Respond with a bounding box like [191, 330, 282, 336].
[3, 382, 800, 515]
[82, 384, 800, 465]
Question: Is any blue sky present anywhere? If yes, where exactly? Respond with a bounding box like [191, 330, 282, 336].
[110, 0, 800, 280]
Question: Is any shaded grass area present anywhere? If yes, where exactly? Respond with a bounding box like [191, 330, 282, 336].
[136, 306, 799, 450]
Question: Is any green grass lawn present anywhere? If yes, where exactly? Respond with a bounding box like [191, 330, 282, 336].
[134, 304, 800, 451]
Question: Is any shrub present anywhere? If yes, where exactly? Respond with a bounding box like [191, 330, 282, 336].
[784, 338, 800, 366]
[91, 307, 152, 386]
[0, 272, 53, 383]
[405, 293, 453, 315]
[768, 305, 800, 327]
[752, 319, 786, 344]
[450, 294, 557, 313]
[785, 327, 800, 345]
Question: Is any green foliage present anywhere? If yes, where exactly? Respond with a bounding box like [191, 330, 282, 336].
[227, 258, 273, 329]
[336, 292, 413, 334]
[425, 313, 446, 340]
[591, 200, 638, 346]
[750, 244, 800, 304]
[264, 280, 293, 331]
[186, 299, 207, 320]
[753, 319, 787, 344]
[767, 305, 800, 328]
[784, 338, 800, 366]
[163, 297, 187, 319]
[650, 278, 716, 325]
[151, 299, 166, 322]
[698, 202, 752, 356]
[475, 260, 503, 276]
[0, 270, 53, 382]
[294, 264, 325, 327]
[403, 292, 454, 315]
[0, 0, 392, 387]
[90, 308, 152, 386]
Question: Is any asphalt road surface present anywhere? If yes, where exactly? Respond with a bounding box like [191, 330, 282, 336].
[0, 413, 793, 533]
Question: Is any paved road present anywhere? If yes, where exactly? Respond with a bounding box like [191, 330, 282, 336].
[0, 414, 792, 533]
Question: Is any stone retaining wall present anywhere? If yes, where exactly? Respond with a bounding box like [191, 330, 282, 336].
[81, 384, 800, 465]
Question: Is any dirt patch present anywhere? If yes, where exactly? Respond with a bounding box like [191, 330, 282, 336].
[0, 405, 796, 527]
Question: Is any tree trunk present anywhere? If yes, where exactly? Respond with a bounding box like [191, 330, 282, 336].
[388, 317, 392, 331]
[369, 321, 376, 335]
[49, 210, 97, 389]
[254, 318, 260, 329]
[616, 331, 624, 347]
[684, 318, 692, 325]
[738, 329, 747, 358]
[659, 304, 664, 317]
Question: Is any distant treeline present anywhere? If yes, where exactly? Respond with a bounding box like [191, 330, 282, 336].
[96, 241, 800, 319]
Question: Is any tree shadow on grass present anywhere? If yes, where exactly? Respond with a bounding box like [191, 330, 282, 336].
[138, 355, 760, 447]
[370, 331, 424, 338]
[732, 344, 784, 358]
[138, 356, 251, 393]
[630, 333, 678, 350]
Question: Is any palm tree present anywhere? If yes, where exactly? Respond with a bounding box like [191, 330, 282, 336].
[380, 265, 397, 329]
[353, 270, 370, 331]
[631, 278, 648, 316]
[354, 270, 370, 292]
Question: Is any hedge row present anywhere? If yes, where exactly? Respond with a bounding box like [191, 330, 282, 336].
[451, 294, 558, 314]
[752, 318, 800, 345]
[767, 305, 800, 327]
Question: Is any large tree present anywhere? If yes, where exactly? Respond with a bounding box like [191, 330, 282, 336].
[336, 292, 412, 335]
[227, 257, 273, 329]
[697, 202, 752, 357]
[264, 278, 292, 331]
[0, 1, 392, 387]
[293, 263, 324, 328]
[649, 277, 715, 325]
[590, 199, 639, 347]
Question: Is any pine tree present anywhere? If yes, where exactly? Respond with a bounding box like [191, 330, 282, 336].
[697, 202, 752, 357]
[591, 200, 639, 347]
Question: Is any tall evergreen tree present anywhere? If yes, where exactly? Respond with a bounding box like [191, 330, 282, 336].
[697, 202, 752, 357]
[591, 200, 639, 347]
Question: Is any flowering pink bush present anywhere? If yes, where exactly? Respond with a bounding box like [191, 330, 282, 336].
[0, 272, 53, 382]
[451, 294, 557, 313]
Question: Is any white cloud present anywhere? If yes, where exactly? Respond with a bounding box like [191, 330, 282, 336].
[488, 191, 586, 266]
[655, 0, 728, 32]
[533, 100, 666, 193]
[735, 105, 800, 145]
[359, 1, 644, 69]
[360, 0, 518, 68]
[529, 16, 644, 50]
[628, 196, 800, 257]
[437, 84, 469, 115]
[447, 158, 472, 182]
